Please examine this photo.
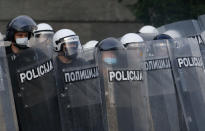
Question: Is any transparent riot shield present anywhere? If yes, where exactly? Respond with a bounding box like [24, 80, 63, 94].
[144, 40, 182, 131]
[157, 20, 201, 38]
[53, 49, 104, 131]
[83, 47, 96, 63]
[0, 41, 19, 131]
[167, 38, 205, 131]
[6, 40, 61, 131]
[127, 40, 184, 131]
[97, 45, 154, 131]
[29, 33, 54, 48]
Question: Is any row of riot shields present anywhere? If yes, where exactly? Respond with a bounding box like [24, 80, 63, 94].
[156, 18, 205, 125]
[2, 37, 205, 131]
[97, 40, 181, 131]
[96, 37, 205, 131]
[167, 38, 205, 131]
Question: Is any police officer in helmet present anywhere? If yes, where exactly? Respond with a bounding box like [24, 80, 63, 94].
[53, 29, 106, 131]
[96, 38, 139, 131]
[153, 33, 187, 131]
[53, 29, 81, 64]
[53, 29, 84, 130]
[5, 15, 61, 131]
[5, 15, 37, 54]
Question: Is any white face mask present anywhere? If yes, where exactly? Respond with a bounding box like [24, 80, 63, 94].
[16, 37, 28, 45]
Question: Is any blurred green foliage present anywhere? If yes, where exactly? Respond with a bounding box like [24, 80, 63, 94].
[124, 0, 205, 26]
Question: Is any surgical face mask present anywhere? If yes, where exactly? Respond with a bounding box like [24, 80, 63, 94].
[16, 37, 28, 45]
[103, 58, 117, 65]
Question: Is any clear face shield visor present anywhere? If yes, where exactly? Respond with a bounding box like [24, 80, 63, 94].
[59, 36, 82, 57]
[34, 32, 54, 43]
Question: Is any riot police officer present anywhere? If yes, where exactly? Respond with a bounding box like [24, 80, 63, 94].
[53, 29, 81, 64]
[5, 15, 36, 54]
[53, 29, 105, 131]
[5, 15, 61, 131]
[153, 33, 187, 131]
[96, 38, 145, 131]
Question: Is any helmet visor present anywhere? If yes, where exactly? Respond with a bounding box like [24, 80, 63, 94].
[35, 32, 54, 38]
[60, 36, 82, 56]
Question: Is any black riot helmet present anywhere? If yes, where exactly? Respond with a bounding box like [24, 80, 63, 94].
[95, 37, 125, 65]
[97, 37, 125, 51]
[153, 34, 172, 40]
[5, 15, 37, 44]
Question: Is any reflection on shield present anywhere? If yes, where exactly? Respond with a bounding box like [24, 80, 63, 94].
[0, 41, 19, 131]
[7, 40, 61, 131]
[97, 46, 153, 131]
[54, 49, 104, 131]
[167, 38, 205, 131]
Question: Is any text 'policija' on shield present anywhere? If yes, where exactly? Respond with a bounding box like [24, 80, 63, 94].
[108, 70, 143, 82]
[177, 56, 203, 68]
[19, 60, 54, 84]
[64, 67, 99, 83]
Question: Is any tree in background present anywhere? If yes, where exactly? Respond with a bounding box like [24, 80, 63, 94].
[121, 0, 205, 26]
